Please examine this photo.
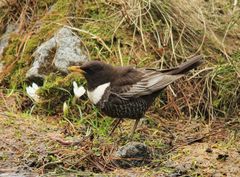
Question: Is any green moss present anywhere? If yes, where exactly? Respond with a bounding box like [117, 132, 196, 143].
[36, 73, 85, 114]
[2, 0, 74, 88]
[81, 2, 113, 20]
[1, 0, 79, 113]
[22, 0, 73, 59]
[24, 36, 42, 56]
[3, 34, 21, 60]
[9, 67, 29, 88]
[82, 22, 115, 42]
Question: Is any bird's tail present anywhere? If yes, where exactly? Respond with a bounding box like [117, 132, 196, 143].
[169, 55, 203, 75]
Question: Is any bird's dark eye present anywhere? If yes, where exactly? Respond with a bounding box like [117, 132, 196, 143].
[85, 68, 94, 74]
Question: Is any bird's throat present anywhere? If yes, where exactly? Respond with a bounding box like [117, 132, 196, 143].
[87, 82, 110, 104]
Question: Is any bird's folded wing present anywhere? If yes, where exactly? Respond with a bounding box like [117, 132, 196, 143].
[112, 69, 183, 98]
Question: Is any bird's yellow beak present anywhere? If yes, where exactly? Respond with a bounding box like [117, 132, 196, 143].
[68, 66, 85, 74]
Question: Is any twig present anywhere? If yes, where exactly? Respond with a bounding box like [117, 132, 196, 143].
[49, 134, 91, 146]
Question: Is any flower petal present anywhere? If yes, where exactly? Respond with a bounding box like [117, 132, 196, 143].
[32, 82, 39, 90]
[26, 84, 40, 102]
[73, 81, 78, 89]
[26, 86, 35, 96]
[74, 86, 86, 98]
[63, 102, 69, 115]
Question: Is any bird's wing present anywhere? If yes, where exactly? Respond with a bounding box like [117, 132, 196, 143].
[110, 55, 202, 99]
[111, 68, 183, 98]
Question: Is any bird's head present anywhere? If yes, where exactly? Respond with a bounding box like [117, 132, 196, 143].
[68, 61, 115, 89]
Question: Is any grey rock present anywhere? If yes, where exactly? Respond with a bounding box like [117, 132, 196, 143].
[54, 28, 88, 72]
[0, 23, 18, 72]
[26, 27, 88, 81]
[114, 142, 151, 168]
[26, 37, 56, 79]
[116, 142, 150, 158]
[0, 23, 17, 57]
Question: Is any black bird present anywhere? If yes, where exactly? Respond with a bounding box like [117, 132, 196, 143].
[68, 55, 202, 137]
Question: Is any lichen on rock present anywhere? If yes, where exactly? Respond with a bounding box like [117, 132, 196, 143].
[26, 27, 88, 81]
[114, 142, 152, 168]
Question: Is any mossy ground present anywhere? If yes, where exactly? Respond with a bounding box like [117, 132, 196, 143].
[0, 92, 239, 176]
[0, 0, 239, 176]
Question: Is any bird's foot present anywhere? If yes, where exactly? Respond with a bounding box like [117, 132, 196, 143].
[109, 119, 122, 136]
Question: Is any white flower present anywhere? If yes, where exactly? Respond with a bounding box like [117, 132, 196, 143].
[73, 81, 86, 98]
[63, 101, 69, 116]
[26, 82, 40, 102]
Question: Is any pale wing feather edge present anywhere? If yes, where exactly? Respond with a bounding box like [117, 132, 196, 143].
[119, 74, 183, 97]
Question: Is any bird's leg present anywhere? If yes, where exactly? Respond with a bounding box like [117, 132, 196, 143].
[130, 119, 140, 138]
[109, 119, 122, 136]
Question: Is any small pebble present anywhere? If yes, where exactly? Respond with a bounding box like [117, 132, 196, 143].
[205, 147, 213, 153]
[216, 154, 229, 161]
